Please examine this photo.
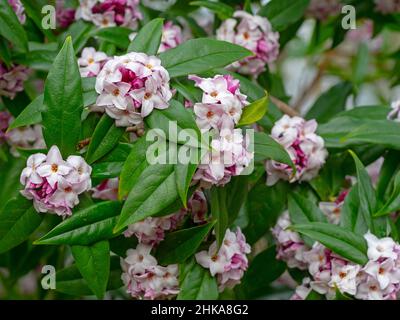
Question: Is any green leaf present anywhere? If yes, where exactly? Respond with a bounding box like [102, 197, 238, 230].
[258, 0, 310, 32]
[0, 195, 43, 254]
[0, 155, 26, 211]
[156, 222, 215, 265]
[0, 0, 28, 52]
[171, 79, 202, 103]
[9, 77, 97, 130]
[340, 184, 368, 235]
[236, 246, 285, 299]
[291, 222, 368, 265]
[145, 99, 201, 146]
[42, 36, 83, 156]
[118, 137, 153, 199]
[71, 240, 110, 299]
[376, 151, 400, 201]
[348, 150, 376, 233]
[93, 27, 132, 50]
[254, 132, 295, 171]
[56, 256, 122, 297]
[64, 20, 95, 53]
[190, 1, 234, 19]
[238, 93, 269, 126]
[225, 175, 248, 225]
[115, 164, 178, 232]
[375, 171, 400, 217]
[352, 43, 369, 86]
[175, 161, 198, 207]
[288, 192, 326, 246]
[34, 201, 122, 246]
[306, 82, 353, 123]
[177, 258, 219, 300]
[159, 38, 252, 78]
[127, 18, 163, 54]
[85, 114, 125, 164]
[341, 121, 400, 150]
[210, 186, 229, 247]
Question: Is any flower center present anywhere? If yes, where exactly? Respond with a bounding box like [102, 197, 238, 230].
[145, 64, 153, 69]
[138, 254, 144, 262]
[211, 254, 218, 262]
[88, 57, 94, 64]
[64, 186, 72, 193]
[243, 32, 250, 40]
[339, 271, 347, 279]
[51, 164, 58, 172]
[144, 92, 152, 100]
[210, 91, 218, 98]
[206, 111, 214, 118]
[378, 267, 385, 275]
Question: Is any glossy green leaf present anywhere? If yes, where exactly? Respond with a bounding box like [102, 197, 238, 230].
[0, 195, 43, 254]
[159, 38, 252, 78]
[375, 171, 400, 217]
[340, 184, 368, 236]
[236, 246, 285, 299]
[238, 93, 269, 126]
[156, 222, 215, 265]
[34, 201, 122, 246]
[177, 258, 219, 300]
[127, 18, 163, 54]
[0, 0, 28, 52]
[85, 114, 125, 164]
[42, 37, 83, 156]
[71, 240, 110, 299]
[56, 256, 122, 296]
[94, 27, 132, 50]
[258, 0, 310, 31]
[210, 187, 229, 247]
[291, 222, 368, 265]
[175, 161, 198, 207]
[115, 164, 178, 232]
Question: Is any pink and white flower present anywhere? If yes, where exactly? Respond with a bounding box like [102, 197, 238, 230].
[78, 47, 108, 77]
[95, 52, 172, 126]
[20, 146, 92, 217]
[307, 0, 341, 21]
[92, 177, 119, 200]
[195, 227, 251, 291]
[124, 210, 186, 246]
[188, 190, 208, 223]
[319, 190, 348, 225]
[56, 0, 76, 28]
[265, 115, 328, 186]
[76, 0, 142, 29]
[8, 0, 25, 24]
[0, 63, 29, 100]
[121, 244, 179, 300]
[388, 99, 400, 122]
[216, 11, 280, 76]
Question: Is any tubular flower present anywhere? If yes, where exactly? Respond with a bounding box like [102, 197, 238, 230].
[216, 10, 279, 76]
[95, 52, 172, 126]
[8, 0, 25, 24]
[78, 47, 108, 77]
[195, 227, 251, 292]
[265, 115, 328, 186]
[20, 146, 92, 217]
[121, 244, 179, 300]
[91, 177, 119, 200]
[75, 0, 142, 29]
[0, 63, 29, 100]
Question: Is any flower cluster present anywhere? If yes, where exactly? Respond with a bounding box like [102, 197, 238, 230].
[121, 244, 179, 300]
[20, 146, 92, 217]
[8, 0, 25, 24]
[216, 11, 279, 76]
[306, 0, 341, 21]
[265, 115, 328, 186]
[189, 74, 253, 187]
[129, 21, 183, 53]
[56, 1, 76, 29]
[76, 0, 142, 29]
[274, 213, 400, 300]
[319, 190, 348, 225]
[0, 63, 29, 100]
[95, 52, 172, 127]
[195, 228, 251, 292]
[0, 111, 45, 156]
[188, 190, 208, 223]
[78, 47, 108, 78]
[388, 99, 400, 122]
[92, 177, 119, 200]
[124, 210, 186, 246]
[271, 212, 309, 269]
[374, 0, 400, 14]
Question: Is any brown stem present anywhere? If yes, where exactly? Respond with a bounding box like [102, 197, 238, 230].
[269, 95, 299, 117]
